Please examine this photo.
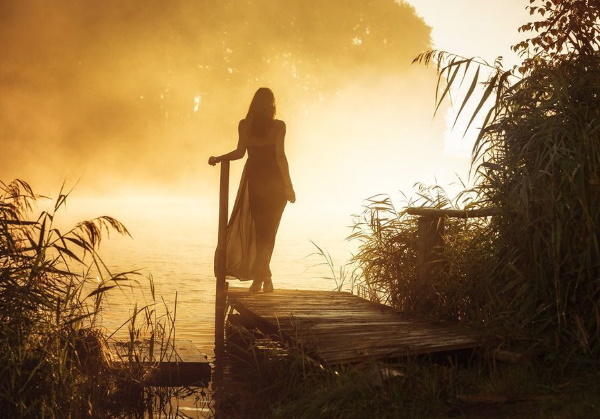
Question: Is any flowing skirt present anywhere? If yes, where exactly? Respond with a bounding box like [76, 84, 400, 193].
[217, 163, 286, 281]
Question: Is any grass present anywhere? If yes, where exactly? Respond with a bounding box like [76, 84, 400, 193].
[0, 179, 211, 417]
[0, 179, 127, 416]
[309, 241, 359, 293]
[219, 319, 600, 418]
[411, 0, 600, 355]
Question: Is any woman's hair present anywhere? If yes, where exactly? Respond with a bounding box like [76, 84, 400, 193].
[246, 87, 276, 137]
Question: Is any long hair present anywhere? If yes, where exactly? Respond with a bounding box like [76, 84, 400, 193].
[246, 87, 276, 137]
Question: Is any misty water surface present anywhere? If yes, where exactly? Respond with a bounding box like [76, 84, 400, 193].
[63, 196, 352, 358]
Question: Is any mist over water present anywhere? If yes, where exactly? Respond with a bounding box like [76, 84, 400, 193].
[2, 1, 471, 353]
[60, 196, 343, 357]
[1, 0, 465, 196]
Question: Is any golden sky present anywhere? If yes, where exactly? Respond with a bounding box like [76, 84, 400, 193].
[0, 0, 534, 237]
[407, 0, 529, 61]
[405, 0, 531, 155]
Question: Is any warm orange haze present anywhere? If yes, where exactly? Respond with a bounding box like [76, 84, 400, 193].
[1, 1, 456, 230]
[4, 0, 600, 415]
[0, 0, 528, 346]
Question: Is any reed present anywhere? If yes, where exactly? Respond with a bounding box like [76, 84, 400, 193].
[0, 179, 127, 416]
[472, 54, 600, 354]
[348, 185, 495, 324]
[349, 0, 600, 356]
[0, 179, 207, 417]
[309, 241, 359, 293]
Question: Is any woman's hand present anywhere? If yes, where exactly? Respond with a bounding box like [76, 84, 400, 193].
[208, 156, 220, 166]
[286, 186, 296, 203]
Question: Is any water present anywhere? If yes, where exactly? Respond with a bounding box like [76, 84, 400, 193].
[63, 195, 355, 360]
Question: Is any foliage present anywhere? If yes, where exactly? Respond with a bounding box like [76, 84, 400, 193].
[0, 179, 197, 417]
[0, 179, 128, 416]
[513, 0, 600, 67]
[477, 58, 600, 352]
[405, 0, 600, 355]
[349, 186, 501, 325]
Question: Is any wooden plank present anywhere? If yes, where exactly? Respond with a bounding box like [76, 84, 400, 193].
[108, 339, 211, 386]
[226, 287, 483, 366]
[417, 216, 445, 284]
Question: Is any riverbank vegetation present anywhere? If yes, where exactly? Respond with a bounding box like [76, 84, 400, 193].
[225, 0, 600, 417]
[0, 180, 208, 417]
[348, 0, 600, 412]
[386, 0, 599, 358]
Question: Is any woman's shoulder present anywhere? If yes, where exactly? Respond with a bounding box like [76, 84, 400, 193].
[274, 119, 286, 132]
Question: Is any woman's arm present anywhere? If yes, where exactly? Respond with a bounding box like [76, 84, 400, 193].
[275, 121, 296, 203]
[208, 120, 248, 165]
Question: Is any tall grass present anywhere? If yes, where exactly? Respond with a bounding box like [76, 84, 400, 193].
[350, 0, 600, 356]
[449, 0, 600, 354]
[472, 54, 600, 354]
[0, 179, 204, 417]
[0, 179, 133, 416]
[348, 186, 500, 325]
[309, 241, 359, 293]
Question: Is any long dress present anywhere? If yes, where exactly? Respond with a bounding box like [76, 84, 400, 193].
[222, 126, 287, 282]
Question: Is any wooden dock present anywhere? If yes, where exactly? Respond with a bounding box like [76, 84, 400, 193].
[226, 287, 483, 366]
[108, 339, 211, 386]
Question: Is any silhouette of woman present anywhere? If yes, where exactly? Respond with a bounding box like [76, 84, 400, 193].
[209, 88, 295, 293]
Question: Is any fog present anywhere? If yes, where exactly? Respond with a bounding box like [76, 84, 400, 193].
[1, 0, 469, 232]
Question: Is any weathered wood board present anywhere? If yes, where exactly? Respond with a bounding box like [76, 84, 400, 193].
[227, 287, 483, 366]
[108, 339, 211, 386]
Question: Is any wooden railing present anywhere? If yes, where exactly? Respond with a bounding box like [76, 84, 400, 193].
[406, 207, 501, 284]
[214, 160, 230, 354]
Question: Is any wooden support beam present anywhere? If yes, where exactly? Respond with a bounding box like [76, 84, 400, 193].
[215, 160, 230, 354]
[409, 206, 501, 285]
[416, 216, 445, 284]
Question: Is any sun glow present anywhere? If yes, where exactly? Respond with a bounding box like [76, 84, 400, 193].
[1, 0, 530, 253]
[193, 94, 202, 112]
[405, 0, 531, 161]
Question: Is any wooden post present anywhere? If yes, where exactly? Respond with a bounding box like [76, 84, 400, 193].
[215, 160, 229, 353]
[416, 216, 445, 284]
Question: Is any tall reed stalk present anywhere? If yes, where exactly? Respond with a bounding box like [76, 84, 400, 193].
[0, 179, 154, 416]
[352, 0, 600, 356]
[349, 185, 499, 323]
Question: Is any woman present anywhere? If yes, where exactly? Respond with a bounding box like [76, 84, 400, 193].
[209, 88, 295, 293]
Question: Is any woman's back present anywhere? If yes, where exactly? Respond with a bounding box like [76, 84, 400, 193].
[242, 118, 284, 147]
[246, 132, 285, 199]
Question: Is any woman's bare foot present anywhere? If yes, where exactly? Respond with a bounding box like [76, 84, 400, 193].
[263, 279, 274, 293]
[249, 279, 262, 293]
